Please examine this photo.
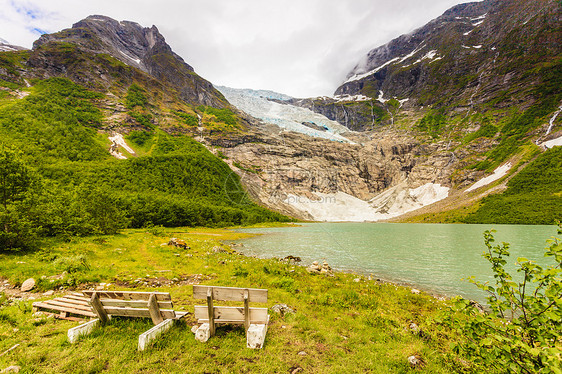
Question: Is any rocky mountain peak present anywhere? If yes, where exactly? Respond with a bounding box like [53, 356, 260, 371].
[29, 15, 226, 107]
[33, 15, 193, 74]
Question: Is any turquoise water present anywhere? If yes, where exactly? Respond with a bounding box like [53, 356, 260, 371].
[234, 223, 558, 303]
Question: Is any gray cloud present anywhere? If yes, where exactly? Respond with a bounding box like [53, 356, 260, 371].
[0, 0, 471, 97]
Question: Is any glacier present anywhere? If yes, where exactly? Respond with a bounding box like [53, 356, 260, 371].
[216, 86, 354, 143]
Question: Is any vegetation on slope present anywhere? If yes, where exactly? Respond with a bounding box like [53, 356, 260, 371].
[0, 78, 288, 251]
[464, 147, 562, 224]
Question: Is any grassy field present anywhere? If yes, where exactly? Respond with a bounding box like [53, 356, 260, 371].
[0, 226, 471, 373]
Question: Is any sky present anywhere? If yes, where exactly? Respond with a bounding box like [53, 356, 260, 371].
[0, 0, 470, 97]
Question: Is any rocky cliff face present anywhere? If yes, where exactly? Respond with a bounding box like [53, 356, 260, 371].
[29, 15, 227, 107]
[203, 126, 465, 221]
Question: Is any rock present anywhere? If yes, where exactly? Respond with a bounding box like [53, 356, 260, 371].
[1, 366, 20, 373]
[411, 288, 421, 294]
[20, 278, 35, 292]
[409, 323, 420, 335]
[212, 246, 228, 253]
[297, 351, 307, 356]
[271, 304, 295, 316]
[291, 368, 303, 374]
[191, 325, 199, 334]
[282, 255, 302, 264]
[168, 238, 188, 250]
[469, 300, 486, 314]
[353, 278, 361, 282]
[43, 290, 54, 296]
[407, 355, 425, 368]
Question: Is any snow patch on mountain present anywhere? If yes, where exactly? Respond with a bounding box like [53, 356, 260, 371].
[285, 183, 449, 222]
[344, 57, 401, 83]
[466, 163, 511, 192]
[108, 133, 135, 159]
[542, 136, 562, 149]
[216, 86, 354, 143]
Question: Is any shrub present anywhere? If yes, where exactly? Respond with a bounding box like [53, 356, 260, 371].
[442, 225, 562, 373]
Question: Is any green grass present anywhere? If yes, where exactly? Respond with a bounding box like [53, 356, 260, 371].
[0, 228, 470, 373]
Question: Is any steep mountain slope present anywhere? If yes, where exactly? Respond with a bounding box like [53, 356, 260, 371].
[337, 0, 560, 109]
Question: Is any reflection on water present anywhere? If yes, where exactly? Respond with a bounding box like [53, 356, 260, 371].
[234, 223, 557, 304]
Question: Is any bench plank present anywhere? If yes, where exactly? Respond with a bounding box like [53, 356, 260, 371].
[103, 307, 177, 320]
[32, 301, 96, 318]
[41, 299, 93, 313]
[194, 306, 268, 324]
[193, 285, 267, 303]
[99, 299, 173, 309]
[82, 291, 171, 301]
[138, 319, 174, 351]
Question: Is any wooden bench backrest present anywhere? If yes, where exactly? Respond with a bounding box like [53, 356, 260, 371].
[192, 285, 267, 303]
[83, 290, 176, 324]
[194, 305, 269, 324]
[193, 285, 268, 331]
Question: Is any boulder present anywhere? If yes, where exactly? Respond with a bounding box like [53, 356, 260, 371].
[20, 278, 35, 292]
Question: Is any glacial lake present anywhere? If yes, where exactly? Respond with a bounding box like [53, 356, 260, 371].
[233, 223, 559, 304]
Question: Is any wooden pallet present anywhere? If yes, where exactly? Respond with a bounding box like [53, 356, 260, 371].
[32, 293, 96, 320]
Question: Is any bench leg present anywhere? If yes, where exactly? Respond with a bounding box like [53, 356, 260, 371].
[138, 319, 175, 351]
[194, 323, 211, 343]
[246, 316, 269, 349]
[68, 319, 100, 343]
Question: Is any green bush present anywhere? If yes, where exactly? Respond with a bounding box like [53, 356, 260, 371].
[442, 226, 562, 373]
[125, 83, 149, 109]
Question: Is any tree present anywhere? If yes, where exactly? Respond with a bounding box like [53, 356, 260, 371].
[443, 225, 562, 373]
[0, 146, 31, 211]
[0, 146, 36, 251]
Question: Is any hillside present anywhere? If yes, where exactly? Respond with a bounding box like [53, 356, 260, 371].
[0, 17, 289, 250]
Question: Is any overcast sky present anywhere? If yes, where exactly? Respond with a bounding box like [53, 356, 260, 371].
[0, 0, 470, 97]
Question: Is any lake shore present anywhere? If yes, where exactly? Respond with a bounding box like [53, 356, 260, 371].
[0, 226, 472, 373]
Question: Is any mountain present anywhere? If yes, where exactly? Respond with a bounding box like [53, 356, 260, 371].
[0, 5, 560, 227]
[28, 15, 227, 108]
[219, 0, 562, 224]
[336, 0, 560, 109]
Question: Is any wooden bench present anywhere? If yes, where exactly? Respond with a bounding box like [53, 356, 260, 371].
[193, 285, 269, 349]
[67, 290, 188, 351]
